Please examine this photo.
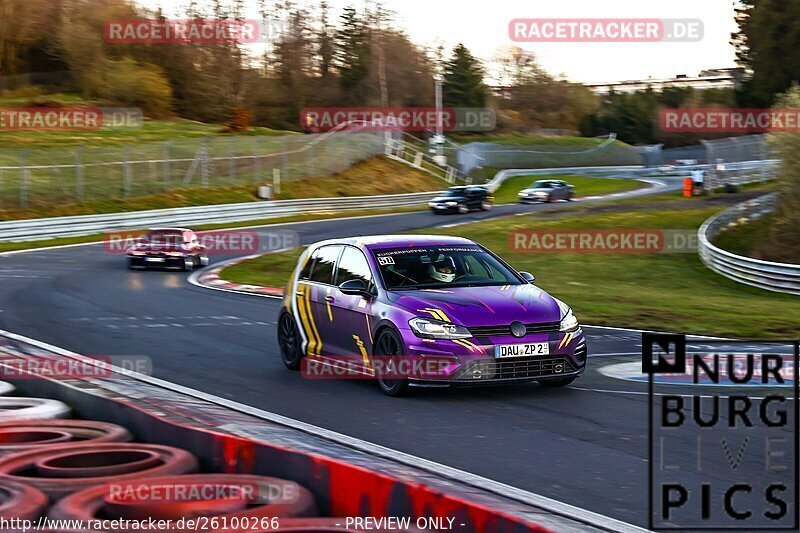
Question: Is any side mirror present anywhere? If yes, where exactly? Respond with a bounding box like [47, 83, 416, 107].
[339, 279, 371, 297]
[519, 271, 535, 283]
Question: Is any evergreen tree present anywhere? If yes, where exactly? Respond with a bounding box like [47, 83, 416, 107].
[442, 44, 486, 107]
[335, 6, 369, 92]
[733, 0, 800, 106]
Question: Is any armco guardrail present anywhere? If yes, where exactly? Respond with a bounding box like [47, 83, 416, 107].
[0, 191, 437, 243]
[698, 193, 800, 295]
[485, 159, 778, 193]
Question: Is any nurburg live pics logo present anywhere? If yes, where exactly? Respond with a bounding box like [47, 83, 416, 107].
[644, 332, 799, 530]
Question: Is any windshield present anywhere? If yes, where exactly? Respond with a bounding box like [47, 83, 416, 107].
[531, 181, 552, 188]
[372, 245, 521, 290]
[441, 189, 464, 197]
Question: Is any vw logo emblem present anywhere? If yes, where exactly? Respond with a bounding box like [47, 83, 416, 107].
[510, 321, 526, 338]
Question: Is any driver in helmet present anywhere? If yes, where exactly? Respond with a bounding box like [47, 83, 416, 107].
[428, 254, 457, 283]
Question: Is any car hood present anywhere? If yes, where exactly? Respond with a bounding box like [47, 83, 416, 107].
[385, 284, 563, 326]
[430, 195, 466, 202]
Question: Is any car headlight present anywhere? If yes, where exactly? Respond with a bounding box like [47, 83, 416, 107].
[166, 251, 184, 257]
[559, 308, 579, 332]
[553, 298, 579, 332]
[444, 201, 457, 206]
[409, 317, 472, 339]
[129, 250, 145, 256]
[428, 201, 436, 206]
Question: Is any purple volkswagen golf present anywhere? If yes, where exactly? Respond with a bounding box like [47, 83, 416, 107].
[277, 235, 586, 396]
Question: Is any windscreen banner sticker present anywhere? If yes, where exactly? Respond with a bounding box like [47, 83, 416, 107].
[645, 332, 799, 530]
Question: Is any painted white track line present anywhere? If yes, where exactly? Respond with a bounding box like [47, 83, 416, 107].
[0, 328, 649, 533]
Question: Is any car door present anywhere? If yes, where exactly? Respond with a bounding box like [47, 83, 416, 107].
[329, 246, 375, 371]
[299, 244, 343, 358]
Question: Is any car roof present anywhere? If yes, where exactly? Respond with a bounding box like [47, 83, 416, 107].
[309, 235, 477, 251]
[149, 227, 193, 233]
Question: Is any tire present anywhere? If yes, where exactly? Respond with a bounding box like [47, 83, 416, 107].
[457, 204, 469, 214]
[278, 312, 303, 370]
[49, 474, 318, 521]
[183, 257, 195, 271]
[538, 377, 576, 387]
[0, 398, 71, 422]
[373, 329, 410, 397]
[0, 479, 48, 519]
[126, 258, 136, 270]
[0, 420, 131, 457]
[199, 255, 210, 267]
[0, 443, 197, 500]
[480, 199, 492, 211]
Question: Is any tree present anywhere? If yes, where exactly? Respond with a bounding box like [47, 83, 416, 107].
[494, 48, 598, 131]
[733, 0, 800, 106]
[765, 85, 800, 261]
[335, 6, 369, 94]
[442, 44, 486, 107]
[317, 1, 334, 78]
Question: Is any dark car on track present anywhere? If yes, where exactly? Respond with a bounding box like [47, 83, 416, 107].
[428, 185, 493, 214]
[518, 179, 575, 203]
[125, 228, 209, 271]
[277, 235, 586, 396]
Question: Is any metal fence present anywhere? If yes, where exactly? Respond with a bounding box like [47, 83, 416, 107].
[0, 128, 389, 211]
[0, 191, 439, 243]
[447, 135, 643, 175]
[698, 193, 800, 295]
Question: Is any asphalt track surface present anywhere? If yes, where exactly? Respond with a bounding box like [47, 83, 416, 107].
[4, 179, 794, 528]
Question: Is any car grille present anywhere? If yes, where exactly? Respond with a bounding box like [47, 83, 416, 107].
[457, 356, 574, 381]
[467, 321, 560, 337]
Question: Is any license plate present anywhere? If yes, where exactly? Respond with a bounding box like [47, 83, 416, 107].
[144, 257, 165, 263]
[494, 342, 549, 358]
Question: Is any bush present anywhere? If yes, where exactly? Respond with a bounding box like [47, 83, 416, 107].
[220, 107, 252, 133]
[766, 85, 800, 261]
[90, 58, 173, 118]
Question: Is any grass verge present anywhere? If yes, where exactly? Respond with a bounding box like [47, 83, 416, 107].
[491, 174, 643, 204]
[220, 196, 800, 338]
[0, 156, 442, 220]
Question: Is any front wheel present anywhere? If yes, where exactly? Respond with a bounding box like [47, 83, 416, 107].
[278, 312, 303, 370]
[538, 377, 576, 387]
[373, 329, 410, 397]
[480, 199, 492, 210]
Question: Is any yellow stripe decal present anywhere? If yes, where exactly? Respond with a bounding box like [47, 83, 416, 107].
[353, 335, 371, 370]
[306, 289, 322, 356]
[558, 332, 573, 350]
[295, 285, 314, 357]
